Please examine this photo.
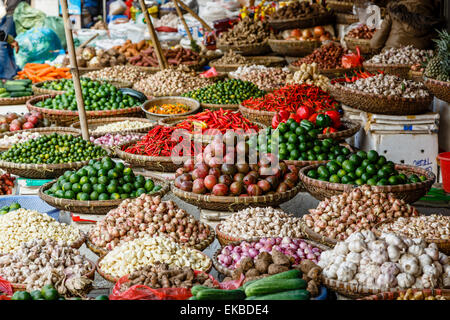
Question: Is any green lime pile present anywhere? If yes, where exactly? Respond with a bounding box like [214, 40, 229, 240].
[306, 150, 427, 186]
[41, 78, 74, 91]
[35, 79, 139, 111]
[0, 133, 106, 164]
[12, 285, 62, 301]
[182, 79, 265, 104]
[45, 157, 162, 201]
[248, 119, 350, 161]
[0, 202, 21, 215]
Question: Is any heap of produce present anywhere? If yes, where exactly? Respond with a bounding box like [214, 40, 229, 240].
[146, 102, 190, 115]
[270, 1, 327, 20]
[45, 157, 161, 201]
[305, 150, 428, 185]
[84, 65, 148, 83]
[133, 68, 213, 97]
[424, 30, 450, 82]
[0, 111, 50, 133]
[182, 79, 265, 105]
[174, 139, 299, 196]
[118, 263, 218, 291]
[0, 202, 20, 214]
[16, 63, 71, 83]
[0, 79, 32, 98]
[0, 133, 106, 164]
[218, 17, 271, 46]
[128, 45, 200, 68]
[303, 186, 418, 241]
[98, 236, 211, 278]
[346, 24, 376, 39]
[217, 207, 304, 239]
[366, 45, 433, 65]
[0, 131, 42, 148]
[0, 173, 15, 195]
[292, 42, 353, 70]
[38, 78, 74, 91]
[114, 40, 150, 59]
[377, 215, 449, 240]
[0, 209, 82, 253]
[64, 46, 126, 68]
[153, 13, 180, 29]
[344, 74, 430, 98]
[281, 26, 332, 41]
[10, 284, 108, 300]
[0, 239, 92, 294]
[286, 63, 329, 91]
[229, 65, 290, 91]
[396, 289, 448, 300]
[318, 230, 450, 289]
[90, 133, 142, 148]
[90, 120, 150, 134]
[173, 109, 260, 134]
[214, 50, 248, 65]
[89, 195, 211, 250]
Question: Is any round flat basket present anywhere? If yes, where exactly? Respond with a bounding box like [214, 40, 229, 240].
[327, 82, 433, 115]
[127, 64, 161, 74]
[215, 224, 245, 246]
[210, 56, 285, 73]
[299, 163, 436, 203]
[321, 276, 385, 299]
[70, 117, 154, 137]
[32, 80, 66, 95]
[96, 249, 213, 283]
[78, 66, 102, 75]
[238, 104, 275, 127]
[288, 64, 356, 78]
[301, 219, 337, 248]
[38, 175, 170, 215]
[358, 289, 450, 300]
[217, 42, 271, 56]
[0, 94, 33, 106]
[114, 140, 185, 173]
[424, 77, 450, 103]
[212, 237, 330, 276]
[0, 127, 81, 152]
[141, 96, 201, 121]
[171, 181, 302, 212]
[344, 36, 379, 55]
[363, 62, 411, 79]
[268, 39, 322, 57]
[372, 219, 450, 255]
[327, 0, 354, 13]
[26, 94, 144, 126]
[269, 13, 335, 31]
[200, 102, 239, 110]
[317, 119, 361, 140]
[335, 13, 359, 25]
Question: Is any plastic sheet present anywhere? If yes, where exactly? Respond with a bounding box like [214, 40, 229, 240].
[12, 2, 45, 35]
[0, 276, 13, 296]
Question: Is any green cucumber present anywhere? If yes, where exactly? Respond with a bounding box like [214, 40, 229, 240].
[188, 296, 198, 300]
[250, 289, 310, 300]
[10, 91, 32, 97]
[196, 289, 246, 300]
[191, 285, 211, 296]
[246, 270, 302, 289]
[5, 85, 26, 92]
[0, 88, 6, 94]
[245, 279, 306, 297]
[11, 79, 32, 86]
[0, 92, 10, 98]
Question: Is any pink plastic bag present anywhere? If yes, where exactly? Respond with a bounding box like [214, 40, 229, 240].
[0, 276, 13, 296]
[199, 67, 219, 78]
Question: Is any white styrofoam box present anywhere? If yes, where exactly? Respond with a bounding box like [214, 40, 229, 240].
[433, 97, 450, 152]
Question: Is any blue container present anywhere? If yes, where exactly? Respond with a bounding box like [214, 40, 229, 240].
[0, 195, 60, 221]
[312, 286, 328, 300]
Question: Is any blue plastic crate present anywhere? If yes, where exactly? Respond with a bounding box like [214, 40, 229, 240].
[0, 195, 60, 221]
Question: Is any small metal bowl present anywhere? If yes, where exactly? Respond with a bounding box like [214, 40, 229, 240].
[140, 96, 201, 121]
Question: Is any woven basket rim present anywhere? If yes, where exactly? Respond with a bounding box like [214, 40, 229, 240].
[424, 76, 450, 88]
[0, 126, 81, 141]
[210, 55, 285, 69]
[141, 96, 201, 118]
[269, 12, 334, 23]
[114, 139, 188, 164]
[289, 64, 356, 74]
[0, 95, 33, 105]
[217, 41, 269, 50]
[70, 116, 154, 137]
[201, 102, 240, 109]
[301, 219, 338, 247]
[268, 38, 322, 45]
[358, 288, 450, 300]
[363, 61, 413, 69]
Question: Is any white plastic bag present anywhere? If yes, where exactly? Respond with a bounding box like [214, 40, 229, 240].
[109, 0, 127, 15]
[198, 2, 234, 25]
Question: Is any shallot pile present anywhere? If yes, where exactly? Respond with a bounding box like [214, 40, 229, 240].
[91, 120, 150, 134]
[84, 65, 148, 83]
[90, 133, 142, 147]
[366, 45, 433, 65]
[303, 186, 418, 241]
[229, 65, 290, 91]
[0, 131, 42, 148]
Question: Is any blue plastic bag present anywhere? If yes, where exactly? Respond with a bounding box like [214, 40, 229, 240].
[14, 27, 62, 69]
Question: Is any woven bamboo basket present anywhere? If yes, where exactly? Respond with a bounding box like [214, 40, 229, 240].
[372, 219, 450, 255]
[327, 82, 433, 115]
[217, 42, 271, 56]
[301, 220, 338, 248]
[268, 39, 322, 57]
[70, 117, 154, 137]
[358, 289, 450, 300]
[141, 96, 201, 121]
[78, 66, 103, 75]
[327, 0, 354, 13]
[343, 36, 379, 55]
[0, 127, 81, 152]
[96, 249, 213, 283]
[424, 77, 450, 104]
[114, 140, 185, 173]
[201, 102, 239, 110]
[335, 13, 359, 25]
[409, 70, 424, 82]
[33, 79, 133, 96]
[38, 175, 170, 215]
[210, 56, 286, 73]
[171, 181, 302, 212]
[212, 237, 330, 276]
[26, 94, 144, 126]
[269, 13, 335, 31]
[0, 94, 34, 106]
[288, 64, 357, 78]
[128, 60, 202, 73]
[299, 163, 436, 203]
[363, 62, 412, 78]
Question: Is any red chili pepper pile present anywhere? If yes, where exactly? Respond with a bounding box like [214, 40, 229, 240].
[331, 70, 379, 84]
[241, 84, 340, 113]
[123, 125, 201, 157]
[0, 173, 15, 195]
[174, 108, 259, 134]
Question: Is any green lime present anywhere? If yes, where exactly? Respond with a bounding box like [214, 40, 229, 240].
[360, 172, 371, 182]
[356, 150, 367, 159]
[144, 179, 155, 192]
[377, 168, 391, 179]
[367, 150, 379, 163]
[63, 171, 72, 179]
[71, 183, 81, 193]
[82, 183, 92, 194]
[408, 174, 420, 183]
[90, 191, 99, 201]
[342, 160, 355, 172]
[64, 190, 75, 199]
[136, 188, 146, 196]
[341, 175, 352, 184]
[12, 291, 32, 300]
[101, 159, 114, 171]
[340, 147, 350, 156]
[377, 178, 389, 186]
[355, 167, 364, 178]
[388, 175, 400, 185]
[366, 164, 377, 176]
[307, 170, 318, 179]
[110, 193, 121, 200]
[30, 290, 44, 300]
[98, 193, 110, 201]
[355, 178, 364, 186]
[41, 288, 59, 300]
[115, 162, 125, 172]
[120, 193, 130, 199]
[398, 173, 408, 183]
[69, 174, 80, 183]
[95, 295, 109, 300]
[122, 183, 133, 194]
[335, 155, 346, 165]
[361, 159, 370, 168]
[377, 155, 387, 166]
[326, 161, 340, 174]
[79, 176, 89, 185]
[317, 166, 330, 178]
[77, 168, 88, 177]
[329, 174, 340, 183]
[96, 184, 107, 194]
[419, 175, 427, 182]
[367, 178, 377, 186]
[107, 169, 118, 179]
[9, 203, 20, 210]
[55, 189, 65, 198]
[87, 167, 97, 177]
[347, 172, 357, 180]
[337, 169, 347, 178]
[62, 182, 72, 192]
[349, 154, 362, 166]
[97, 168, 108, 177]
[98, 175, 109, 185]
[107, 184, 117, 194]
[79, 193, 90, 201]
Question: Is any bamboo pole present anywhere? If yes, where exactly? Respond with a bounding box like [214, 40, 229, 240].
[79, 33, 99, 49]
[138, 0, 168, 70]
[173, 0, 194, 43]
[176, 0, 213, 32]
[60, 0, 90, 140]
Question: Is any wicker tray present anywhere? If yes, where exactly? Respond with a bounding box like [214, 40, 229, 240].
[210, 56, 286, 73]
[38, 174, 170, 215]
[78, 66, 102, 75]
[372, 219, 450, 255]
[26, 94, 144, 126]
[343, 36, 379, 55]
[114, 140, 185, 173]
[171, 180, 302, 212]
[327, 82, 433, 115]
[299, 163, 436, 203]
[335, 13, 359, 25]
[70, 117, 154, 137]
[363, 62, 412, 79]
[0, 94, 34, 106]
[327, 0, 354, 13]
[96, 249, 213, 283]
[217, 42, 271, 56]
[359, 289, 450, 300]
[301, 220, 338, 248]
[212, 237, 330, 276]
[32, 80, 66, 95]
[268, 39, 322, 57]
[141, 96, 201, 121]
[269, 13, 335, 31]
[424, 77, 450, 103]
[201, 102, 239, 111]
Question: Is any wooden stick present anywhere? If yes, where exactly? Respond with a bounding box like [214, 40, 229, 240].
[173, 0, 194, 43]
[79, 33, 99, 49]
[138, 0, 168, 70]
[176, 0, 213, 32]
[60, 0, 90, 141]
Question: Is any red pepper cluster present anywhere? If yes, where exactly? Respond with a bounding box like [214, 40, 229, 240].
[175, 108, 259, 134]
[0, 173, 15, 195]
[123, 126, 201, 157]
[331, 70, 378, 84]
[272, 109, 341, 134]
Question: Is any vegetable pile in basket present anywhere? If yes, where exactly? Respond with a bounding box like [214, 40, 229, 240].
[16, 63, 71, 83]
[377, 215, 449, 240]
[128, 45, 200, 68]
[0, 79, 32, 98]
[346, 24, 376, 39]
[0, 111, 50, 133]
[0, 173, 15, 196]
[229, 65, 290, 91]
[270, 1, 327, 20]
[366, 45, 433, 65]
[218, 17, 271, 46]
[146, 103, 190, 115]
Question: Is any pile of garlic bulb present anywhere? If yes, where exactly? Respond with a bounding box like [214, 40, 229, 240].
[318, 230, 450, 290]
